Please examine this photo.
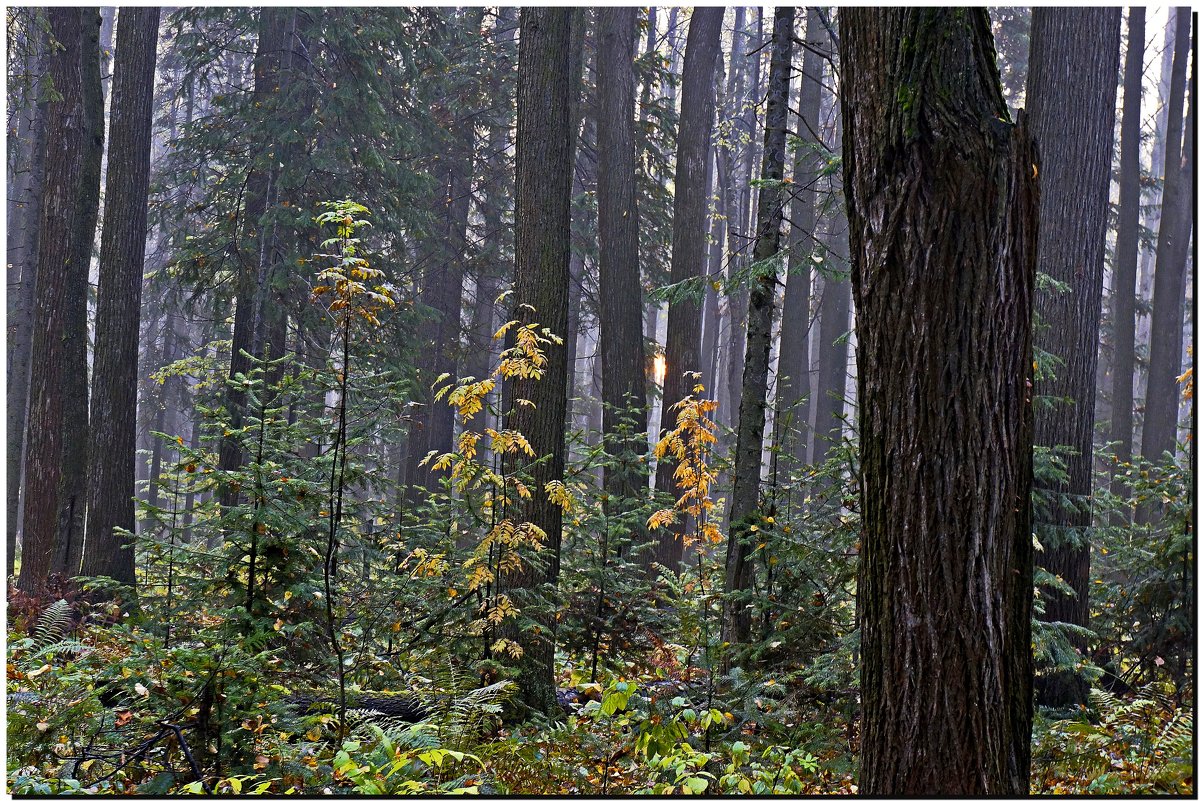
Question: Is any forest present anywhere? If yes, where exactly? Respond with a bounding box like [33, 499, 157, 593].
[4, 5, 1195, 796]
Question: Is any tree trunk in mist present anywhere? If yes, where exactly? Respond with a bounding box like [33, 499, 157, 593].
[596, 7, 649, 516]
[650, 7, 724, 571]
[776, 7, 825, 467]
[218, 8, 293, 507]
[18, 8, 87, 593]
[723, 7, 793, 648]
[810, 220, 851, 465]
[1025, 7, 1119, 707]
[718, 8, 748, 432]
[1140, 12, 1194, 470]
[1110, 8, 1146, 499]
[7, 24, 47, 577]
[501, 7, 575, 717]
[842, 9, 1038, 794]
[81, 7, 161, 588]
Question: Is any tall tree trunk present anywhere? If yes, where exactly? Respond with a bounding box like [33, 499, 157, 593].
[501, 7, 575, 717]
[7, 22, 48, 577]
[1025, 7, 1120, 708]
[1110, 8, 1147, 501]
[722, 7, 794, 648]
[51, 8, 104, 579]
[651, 7, 725, 571]
[18, 8, 87, 593]
[843, 9, 1038, 794]
[776, 7, 826, 467]
[81, 7, 161, 588]
[596, 8, 649, 516]
[1140, 12, 1194, 469]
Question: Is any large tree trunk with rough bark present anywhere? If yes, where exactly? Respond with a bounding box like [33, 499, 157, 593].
[650, 7, 724, 572]
[842, 9, 1038, 795]
[500, 7, 575, 717]
[722, 7, 794, 649]
[18, 8, 88, 593]
[80, 7, 161, 589]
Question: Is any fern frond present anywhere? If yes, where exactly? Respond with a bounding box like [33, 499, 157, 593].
[33, 600, 72, 649]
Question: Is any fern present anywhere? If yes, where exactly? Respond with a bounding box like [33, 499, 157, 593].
[424, 660, 515, 750]
[33, 600, 71, 649]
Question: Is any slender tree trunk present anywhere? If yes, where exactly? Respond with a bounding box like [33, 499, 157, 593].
[18, 8, 87, 593]
[1110, 8, 1147, 499]
[718, 8, 748, 433]
[80, 7, 161, 588]
[651, 7, 725, 571]
[596, 7, 649, 516]
[810, 207, 851, 465]
[776, 7, 826, 468]
[722, 7, 794, 648]
[843, 9, 1038, 794]
[1140, 12, 1194, 469]
[1025, 7, 1120, 707]
[1135, 9, 1177, 405]
[501, 7, 576, 717]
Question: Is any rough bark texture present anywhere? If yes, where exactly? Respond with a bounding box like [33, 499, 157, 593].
[80, 7, 161, 588]
[7, 21, 47, 577]
[722, 7, 794, 648]
[1140, 11, 1194, 468]
[650, 7, 725, 571]
[842, 9, 1038, 795]
[596, 7, 649, 508]
[502, 7, 575, 717]
[18, 8, 87, 593]
[1110, 8, 1146, 494]
[51, 8, 104, 579]
[776, 8, 825, 468]
[1026, 7, 1120, 708]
